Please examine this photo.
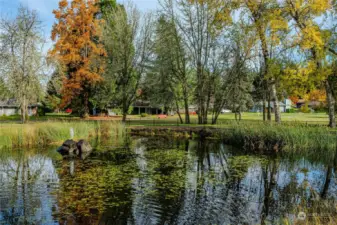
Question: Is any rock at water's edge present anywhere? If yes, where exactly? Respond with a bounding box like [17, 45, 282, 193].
[58, 139, 94, 157]
[77, 140, 93, 154]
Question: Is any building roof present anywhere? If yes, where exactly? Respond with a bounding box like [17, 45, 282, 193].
[0, 99, 18, 107]
[0, 99, 40, 108]
[254, 101, 286, 107]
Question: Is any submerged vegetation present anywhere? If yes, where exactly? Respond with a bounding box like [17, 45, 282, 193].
[0, 121, 125, 149]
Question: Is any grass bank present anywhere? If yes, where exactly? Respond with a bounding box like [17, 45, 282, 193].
[214, 122, 337, 153]
[130, 122, 337, 154]
[0, 121, 126, 149]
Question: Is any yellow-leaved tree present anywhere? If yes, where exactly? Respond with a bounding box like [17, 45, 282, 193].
[213, 0, 288, 123]
[283, 0, 336, 127]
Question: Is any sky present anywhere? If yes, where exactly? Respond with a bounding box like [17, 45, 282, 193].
[0, 0, 159, 46]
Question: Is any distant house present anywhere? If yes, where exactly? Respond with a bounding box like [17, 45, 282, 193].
[296, 99, 324, 109]
[178, 105, 198, 114]
[131, 100, 163, 115]
[251, 99, 293, 113]
[0, 99, 18, 116]
[0, 99, 39, 116]
[107, 100, 164, 116]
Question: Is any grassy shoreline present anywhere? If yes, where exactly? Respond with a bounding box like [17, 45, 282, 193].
[0, 112, 331, 124]
[218, 122, 336, 153]
[0, 121, 125, 149]
[130, 122, 337, 153]
[0, 119, 336, 155]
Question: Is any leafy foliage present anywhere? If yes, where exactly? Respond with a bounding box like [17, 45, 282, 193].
[50, 0, 106, 116]
[0, 6, 44, 123]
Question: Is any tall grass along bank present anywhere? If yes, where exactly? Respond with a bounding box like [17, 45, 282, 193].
[217, 122, 337, 153]
[0, 121, 126, 149]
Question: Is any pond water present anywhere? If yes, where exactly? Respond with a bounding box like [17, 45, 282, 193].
[0, 137, 336, 225]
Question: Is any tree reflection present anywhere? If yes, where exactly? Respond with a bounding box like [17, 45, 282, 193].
[54, 151, 137, 225]
[0, 149, 59, 224]
[130, 137, 189, 224]
[321, 147, 337, 199]
[1, 138, 337, 224]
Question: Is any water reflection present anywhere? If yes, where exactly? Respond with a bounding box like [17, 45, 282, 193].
[0, 149, 60, 224]
[0, 138, 336, 224]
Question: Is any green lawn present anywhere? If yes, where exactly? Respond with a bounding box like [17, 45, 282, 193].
[0, 113, 78, 122]
[0, 112, 330, 126]
[217, 112, 329, 122]
[126, 112, 330, 126]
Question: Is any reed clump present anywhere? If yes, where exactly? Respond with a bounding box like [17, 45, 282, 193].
[218, 122, 336, 153]
[0, 121, 126, 149]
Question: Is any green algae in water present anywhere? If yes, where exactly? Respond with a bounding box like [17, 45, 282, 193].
[140, 149, 187, 200]
[228, 155, 269, 180]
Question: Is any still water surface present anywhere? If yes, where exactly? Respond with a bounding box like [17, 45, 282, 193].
[0, 137, 336, 224]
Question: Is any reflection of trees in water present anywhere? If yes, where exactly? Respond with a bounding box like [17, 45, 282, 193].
[128, 138, 337, 224]
[131, 139, 245, 224]
[0, 150, 59, 224]
[261, 159, 277, 224]
[321, 147, 337, 199]
[130, 137, 189, 224]
[185, 141, 262, 224]
[258, 153, 337, 224]
[54, 153, 137, 225]
[2, 138, 336, 224]
[155, 139, 337, 225]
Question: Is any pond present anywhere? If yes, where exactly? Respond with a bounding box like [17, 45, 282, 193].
[0, 137, 336, 224]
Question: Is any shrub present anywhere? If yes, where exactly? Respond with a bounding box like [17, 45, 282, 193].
[38, 107, 46, 116]
[312, 103, 327, 113]
[140, 113, 149, 117]
[286, 108, 296, 113]
[300, 103, 311, 113]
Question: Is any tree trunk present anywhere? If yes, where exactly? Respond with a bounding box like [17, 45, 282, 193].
[83, 91, 90, 118]
[175, 99, 183, 124]
[122, 113, 127, 122]
[121, 87, 128, 122]
[212, 110, 221, 125]
[263, 92, 266, 121]
[164, 106, 169, 115]
[183, 93, 190, 124]
[203, 83, 212, 125]
[197, 61, 205, 125]
[325, 80, 336, 128]
[21, 95, 27, 124]
[257, 23, 281, 124]
[271, 82, 281, 123]
[267, 92, 271, 121]
[202, 109, 208, 125]
[122, 102, 127, 122]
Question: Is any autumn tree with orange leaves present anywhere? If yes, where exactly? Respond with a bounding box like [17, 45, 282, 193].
[50, 0, 106, 117]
